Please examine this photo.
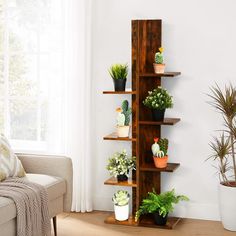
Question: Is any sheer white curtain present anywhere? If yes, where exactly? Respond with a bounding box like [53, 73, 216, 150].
[64, 0, 93, 212]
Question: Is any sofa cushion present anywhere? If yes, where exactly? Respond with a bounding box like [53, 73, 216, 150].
[0, 173, 66, 225]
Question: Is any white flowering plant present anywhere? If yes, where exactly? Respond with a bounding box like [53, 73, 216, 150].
[106, 150, 136, 177]
[143, 87, 173, 110]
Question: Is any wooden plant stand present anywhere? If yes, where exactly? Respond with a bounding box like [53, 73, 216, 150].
[103, 19, 181, 229]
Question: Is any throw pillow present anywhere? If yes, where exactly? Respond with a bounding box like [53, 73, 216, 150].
[0, 134, 26, 181]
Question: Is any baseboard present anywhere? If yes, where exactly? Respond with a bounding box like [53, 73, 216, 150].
[93, 197, 220, 221]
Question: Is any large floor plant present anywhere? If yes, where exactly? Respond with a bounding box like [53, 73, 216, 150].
[208, 83, 236, 231]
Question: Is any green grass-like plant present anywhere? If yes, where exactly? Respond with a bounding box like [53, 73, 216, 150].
[143, 86, 173, 110]
[109, 64, 128, 80]
[135, 189, 189, 222]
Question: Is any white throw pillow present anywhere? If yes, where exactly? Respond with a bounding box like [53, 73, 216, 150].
[0, 134, 26, 181]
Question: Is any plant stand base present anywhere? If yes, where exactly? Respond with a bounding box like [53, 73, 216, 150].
[104, 213, 181, 229]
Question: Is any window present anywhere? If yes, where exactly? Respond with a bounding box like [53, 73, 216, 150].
[0, 0, 65, 152]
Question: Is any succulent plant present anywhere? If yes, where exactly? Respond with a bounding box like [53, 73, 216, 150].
[116, 108, 125, 126]
[112, 190, 130, 206]
[151, 138, 160, 156]
[159, 138, 168, 156]
[155, 47, 164, 64]
[121, 100, 132, 126]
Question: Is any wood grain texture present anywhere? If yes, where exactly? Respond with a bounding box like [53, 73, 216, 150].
[103, 132, 136, 141]
[139, 118, 181, 126]
[140, 163, 180, 172]
[103, 91, 136, 94]
[104, 177, 137, 187]
[140, 72, 181, 77]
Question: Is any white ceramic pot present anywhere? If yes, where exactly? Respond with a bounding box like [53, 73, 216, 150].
[219, 183, 236, 231]
[114, 204, 129, 221]
[116, 126, 130, 137]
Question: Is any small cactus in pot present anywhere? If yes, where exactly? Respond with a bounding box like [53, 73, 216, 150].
[116, 100, 132, 137]
[152, 137, 169, 168]
[153, 47, 165, 74]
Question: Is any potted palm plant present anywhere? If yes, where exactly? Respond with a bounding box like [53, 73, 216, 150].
[135, 189, 188, 225]
[106, 150, 136, 182]
[112, 190, 130, 221]
[207, 84, 236, 231]
[109, 63, 128, 91]
[153, 47, 165, 73]
[143, 86, 173, 121]
[152, 137, 169, 168]
[116, 100, 131, 137]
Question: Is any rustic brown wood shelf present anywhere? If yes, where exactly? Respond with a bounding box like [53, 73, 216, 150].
[139, 72, 181, 77]
[103, 20, 182, 229]
[105, 214, 181, 229]
[104, 177, 137, 187]
[140, 163, 180, 172]
[103, 91, 136, 94]
[105, 214, 138, 226]
[103, 132, 136, 141]
[139, 215, 181, 229]
[139, 118, 180, 126]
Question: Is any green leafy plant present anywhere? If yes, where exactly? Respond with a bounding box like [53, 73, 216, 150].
[158, 138, 168, 157]
[207, 84, 236, 185]
[152, 138, 169, 158]
[109, 64, 128, 80]
[155, 47, 164, 64]
[106, 150, 136, 177]
[112, 190, 130, 206]
[143, 87, 173, 110]
[135, 189, 189, 221]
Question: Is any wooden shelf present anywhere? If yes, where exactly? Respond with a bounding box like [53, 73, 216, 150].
[140, 163, 180, 172]
[139, 72, 181, 77]
[103, 91, 136, 94]
[105, 214, 138, 226]
[139, 215, 181, 229]
[139, 118, 180, 126]
[103, 132, 136, 142]
[104, 214, 181, 229]
[104, 177, 137, 187]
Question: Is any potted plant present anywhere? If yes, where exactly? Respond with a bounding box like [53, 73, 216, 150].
[106, 149, 136, 182]
[116, 100, 131, 137]
[153, 47, 165, 73]
[207, 84, 236, 231]
[143, 86, 173, 121]
[152, 137, 169, 168]
[135, 189, 188, 226]
[112, 190, 130, 221]
[109, 63, 128, 91]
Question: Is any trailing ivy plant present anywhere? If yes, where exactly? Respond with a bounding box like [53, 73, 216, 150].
[207, 84, 236, 185]
[106, 150, 136, 177]
[143, 86, 173, 110]
[135, 189, 188, 221]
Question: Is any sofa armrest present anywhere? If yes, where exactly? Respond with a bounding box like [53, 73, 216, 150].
[17, 153, 73, 212]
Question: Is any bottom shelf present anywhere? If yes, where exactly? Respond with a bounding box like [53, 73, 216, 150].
[104, 214, 181, 229]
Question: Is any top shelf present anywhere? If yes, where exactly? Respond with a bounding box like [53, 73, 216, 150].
[103, 90, 136, 94]
[139, 72, 181, 77]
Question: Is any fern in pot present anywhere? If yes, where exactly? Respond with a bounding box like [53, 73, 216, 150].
[106, 150, 136, 182]
[112, 190, 130, 221]
[143, 86, 173, 121]
[109, 63, 128, 91]
[116, 100, 132, 137]
[135, 189, 188, 226]
[207, 84, 236, 231]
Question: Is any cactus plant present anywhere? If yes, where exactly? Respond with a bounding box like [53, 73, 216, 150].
[116, 108, 125, 126]
[155, 47, 164, 64]
[121, 100, 132, 126]
[112, 190, 130, 206]
[159, 138, 168, 156]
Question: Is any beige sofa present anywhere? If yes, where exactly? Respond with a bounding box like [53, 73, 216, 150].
[0, 154, 73, 236]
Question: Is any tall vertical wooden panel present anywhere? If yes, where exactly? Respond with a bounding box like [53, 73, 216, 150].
[132, 20, 162, 209]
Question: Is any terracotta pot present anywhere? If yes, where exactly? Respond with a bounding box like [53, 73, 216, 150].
[153, 156, 168, 168]
[153, 63, 165, 74]
[116, 126, 130, 137]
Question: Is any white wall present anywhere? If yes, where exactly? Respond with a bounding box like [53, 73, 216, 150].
[91, 0, 236, 220]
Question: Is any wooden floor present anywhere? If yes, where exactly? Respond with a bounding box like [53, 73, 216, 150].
[56, 211, 236, 236]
